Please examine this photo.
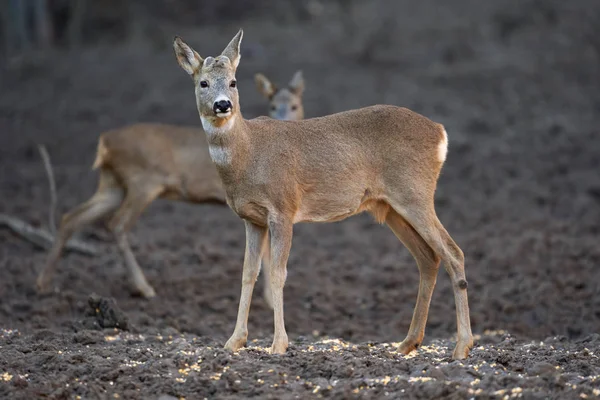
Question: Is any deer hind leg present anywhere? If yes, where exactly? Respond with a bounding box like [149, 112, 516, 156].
[37, 170, 124, 293]
[389, 200, 473, 360]
[385, 209, 441, 355]
[108, 181, 164, 298]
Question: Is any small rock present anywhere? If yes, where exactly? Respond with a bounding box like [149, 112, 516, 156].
[73, 331, 103, 345]
[527, 362, 557, 376]
[32, 329, 56, 342]
[87, 293, 129, 330]
[426, 367, 447, 381]
[157, 395, 178, 400]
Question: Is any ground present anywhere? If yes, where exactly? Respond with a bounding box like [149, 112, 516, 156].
[0, 0, 599, 398]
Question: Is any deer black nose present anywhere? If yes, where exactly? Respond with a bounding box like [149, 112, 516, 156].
[213, 100, 232, 113]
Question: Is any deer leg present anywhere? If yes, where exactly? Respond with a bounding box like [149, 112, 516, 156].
[385, 209, 440, 355]
[261, 232, 274, 309]
[267, 217, 293, 354]
[436, 224, 473, 359]
[392, 202, 473, 360]
[225, 221, 268, 352]
[108, 185, 162, 298]
[36, 186, 123, 293]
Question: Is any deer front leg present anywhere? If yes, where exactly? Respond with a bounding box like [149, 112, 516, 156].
[261, 235, 274, 309]
[225, 221, 268, 352]
[268, 217, 293, 354]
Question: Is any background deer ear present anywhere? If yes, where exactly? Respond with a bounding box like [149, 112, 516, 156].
[288, 70, 305, 96]
[255, 73, 276, 98]
[221, 29, 243, 70]
[173, 36, 203, 76]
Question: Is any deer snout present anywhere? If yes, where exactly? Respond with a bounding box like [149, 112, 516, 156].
[213, 100, 232, 114]
[273, 105, 289, 120]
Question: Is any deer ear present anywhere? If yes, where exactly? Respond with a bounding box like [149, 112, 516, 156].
[288, 70, 305, 96]
[255, 73, 275, 98]
[221, 29, 243, 70]
[173, 36, 203, 76]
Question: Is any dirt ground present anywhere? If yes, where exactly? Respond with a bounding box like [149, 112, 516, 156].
[0, 0, 599, 398]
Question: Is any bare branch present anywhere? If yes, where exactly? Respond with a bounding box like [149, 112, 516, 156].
[0, 213, 98, 256]
[37, 144, 57, 234]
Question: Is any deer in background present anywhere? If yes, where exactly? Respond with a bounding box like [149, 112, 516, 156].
[255, 70, 305, 121]
[173, 30, 473, 359]
[36, 71, 306, 305]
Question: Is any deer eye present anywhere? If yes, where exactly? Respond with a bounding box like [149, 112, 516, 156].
[230, 80, 237, 88]
[200, 81, 208, 88]
[271, 105, 277, 111]
[291, 105, 298, 111]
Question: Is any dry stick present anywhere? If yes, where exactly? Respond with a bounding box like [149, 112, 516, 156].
[37, 144, 57, 234]
[0, 213, 97, 255]
[0, 145, 98, 256]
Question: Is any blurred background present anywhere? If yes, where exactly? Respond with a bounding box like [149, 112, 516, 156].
[0, 0, 598, 345]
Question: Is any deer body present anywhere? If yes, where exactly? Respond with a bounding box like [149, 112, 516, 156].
[36, 123, 225, 298]
[174, 31, 473, 359]
[97, 124, 224, 203]
[215, 107, 444, 227]
[36, 72, 306, 301]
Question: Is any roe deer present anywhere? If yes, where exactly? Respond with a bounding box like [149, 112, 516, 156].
[255, 70, 305, 121]
[36, 71, 307, 301]
[173, 30, 473, 359]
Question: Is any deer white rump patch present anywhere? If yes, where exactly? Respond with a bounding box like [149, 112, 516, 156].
[438, 128, 448, 163]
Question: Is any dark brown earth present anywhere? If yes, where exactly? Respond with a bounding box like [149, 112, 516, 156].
[1, 0, 599, 398]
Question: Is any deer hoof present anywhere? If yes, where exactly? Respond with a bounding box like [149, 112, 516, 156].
[225, 334, 247, 352]
[452, 337, 474, 360]
[270, 335, 289, 354]
[396, 338, 421, 355]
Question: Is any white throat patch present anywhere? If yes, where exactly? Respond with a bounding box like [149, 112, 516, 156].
[200, 115, 236, 166]
[208, 144, 232, 166]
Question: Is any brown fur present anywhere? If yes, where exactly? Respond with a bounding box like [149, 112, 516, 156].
[36, 73, 306, 301]
[174, 30, 473, 360]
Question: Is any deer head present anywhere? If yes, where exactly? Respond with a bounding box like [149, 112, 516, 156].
[255, 70, 305, 120]
[174, 30, 243, 129]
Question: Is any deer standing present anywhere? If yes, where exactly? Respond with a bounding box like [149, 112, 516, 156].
[36, 72, 306, 302]
[173, 30, 473, 359]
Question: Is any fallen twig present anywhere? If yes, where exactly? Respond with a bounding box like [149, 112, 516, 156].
[0, 144, 99, 256]
[0, 213, 98, 255]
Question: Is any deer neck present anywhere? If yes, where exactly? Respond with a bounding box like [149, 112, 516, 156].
[199, 112, 250, 177]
